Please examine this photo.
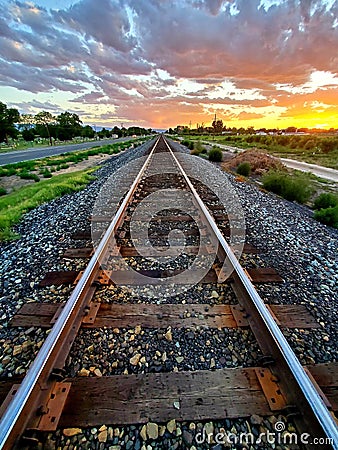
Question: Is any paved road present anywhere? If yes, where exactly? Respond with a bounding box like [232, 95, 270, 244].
[0, 137, 137, 166]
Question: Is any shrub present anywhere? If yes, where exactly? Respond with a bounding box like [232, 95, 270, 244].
[0, 168, 17, 177]
[18, 171, 40, 182]
[0, 187, 6, 196]
[304, 139, 317, 150]
[314, 206, 338, 228]
[208, 147, 223, 162]
[262, 170, 313, 203]
[313, 193, 338, 210]
[237, 162, 251, 176]
[194, 140, 204, 153]
[13, 161, 36, 171]
[190, 149, 201, 156]
[320, 138, 336, 153]
[40, 169, 52, 178]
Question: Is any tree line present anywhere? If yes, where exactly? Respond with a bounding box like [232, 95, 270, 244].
[0, 102, 152, 145]
[167, 121, 337, 136]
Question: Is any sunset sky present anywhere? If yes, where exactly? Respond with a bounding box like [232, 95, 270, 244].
[0, 0, 337, 130]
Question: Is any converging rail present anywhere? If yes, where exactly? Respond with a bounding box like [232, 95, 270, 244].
[0, 135, 337, 449]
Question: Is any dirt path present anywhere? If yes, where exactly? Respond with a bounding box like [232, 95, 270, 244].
[280, 158, 338, 183]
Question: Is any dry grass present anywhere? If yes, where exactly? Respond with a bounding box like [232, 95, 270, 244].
[222, 149, 285, 175]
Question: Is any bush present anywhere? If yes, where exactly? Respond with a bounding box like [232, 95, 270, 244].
[13, 160, 36, 171]
[0, 167, 17, 177]
[194, 140, 204, 153]
[40, 169, 52, 178]
[190, 149, 201, 156]
[314, 206, 338, 228]
[262, 170, 313, 203]
[237, 162, 251, 176]
[320, 138, 336, 153]
[304, 139, 316, 150]
[18, 171, 40, 182]
[0, 187, 6, 196]
[313, 193, 338, 210]
[208, 147, 223, 162]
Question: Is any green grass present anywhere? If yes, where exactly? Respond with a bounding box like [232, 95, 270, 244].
[262, 170, 314, 203]
[0, 168, 96, 241]
[0, 138, 146, 177]
[313, 193, 338, 210]
[314, 206, 338, 229]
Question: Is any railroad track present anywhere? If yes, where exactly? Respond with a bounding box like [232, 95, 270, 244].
[0, 135, 337, 449]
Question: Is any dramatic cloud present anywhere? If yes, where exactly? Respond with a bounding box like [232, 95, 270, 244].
[0, 0, 337, 128]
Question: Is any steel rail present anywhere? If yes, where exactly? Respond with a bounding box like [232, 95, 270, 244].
[163, 136, 338, 448]
[0, 136, 160, 450]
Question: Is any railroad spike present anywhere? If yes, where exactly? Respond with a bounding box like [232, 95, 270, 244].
[50, 367, 66, 381]
[282, 404, 300, 419]
[257, 355, 275, 366]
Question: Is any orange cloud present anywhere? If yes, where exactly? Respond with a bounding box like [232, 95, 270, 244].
[1, 0, 338, 129]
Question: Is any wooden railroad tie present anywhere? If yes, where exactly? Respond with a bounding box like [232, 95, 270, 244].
[0, 364, 337, 431]
[62, 243, 260, 259]
[10, 302, 320, 330]
[38, 265, 282, 288]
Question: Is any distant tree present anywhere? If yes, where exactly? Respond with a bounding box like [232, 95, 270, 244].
[81, 125, 95, 139]
[19, 114, 35, 130]
[285, 126, 297, 133]
[0, 102, 20, 143]
[197, 122, 205, 133]
[56, 111, 82, 141]
[19, 114, 36, 141]
[35, 111, 56, 145]
[98, 127, 111, 139]
[22, 128, 35, 141]
[212, 118, 223, 134]
[112, 126, 122, 137]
